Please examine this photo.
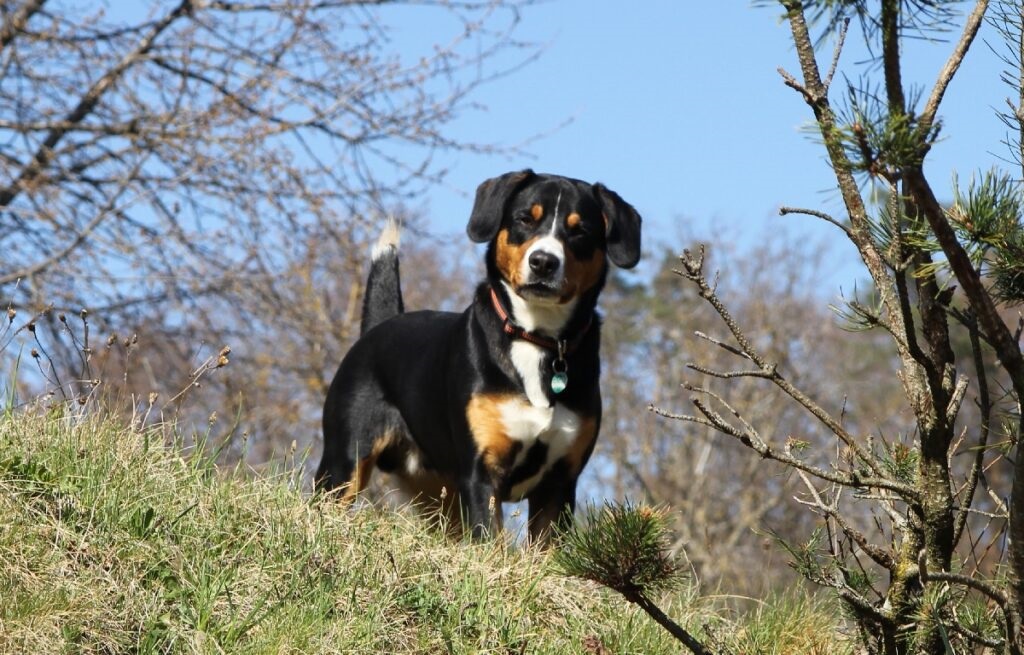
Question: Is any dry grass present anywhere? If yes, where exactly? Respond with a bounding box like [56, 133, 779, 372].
[0, 405, 851, 654]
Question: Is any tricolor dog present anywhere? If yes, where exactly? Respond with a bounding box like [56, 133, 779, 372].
[316, 170, 642, 541]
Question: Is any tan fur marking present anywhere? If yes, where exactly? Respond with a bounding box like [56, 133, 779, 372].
[396, 470, 457, 508]
[566, 416, 599, 476]
[394, 469, 462, 535]
[566, 212, 581, 229]
[495, 229, 540, 287]
[530, 203, 544, 221]
[341, 458, 374, 503]
[340, 432, 398, 502]
[561, 247, 606, 303]
[466, 393, 519, 475]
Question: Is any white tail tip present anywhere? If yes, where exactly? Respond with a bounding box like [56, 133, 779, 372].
[371, 218, 400, 261]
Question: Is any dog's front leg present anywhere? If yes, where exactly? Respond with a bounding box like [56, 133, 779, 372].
[526, 472, 577, 546]
[460, 460, 503, 540]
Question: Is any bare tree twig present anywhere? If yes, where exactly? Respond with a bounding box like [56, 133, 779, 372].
[919, 548, 1009, 608]
[693, 330, 751, 360]
[0, 0, 46, 51]
[676, 245, 888, 479]
[0, 0, 194, 210]
[795, 470, 895, 568]
[779, 205, 851, 236]
[658, 386, 917, 498]
[919, 0, 991, 138]
[822, 16, 849, 93]
[685, 363, 772, 381]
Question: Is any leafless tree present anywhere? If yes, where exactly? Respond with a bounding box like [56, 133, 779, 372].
[0, 0, 532, 454]
[654, 2, 1024, 652]
[594, 234, 906, 597]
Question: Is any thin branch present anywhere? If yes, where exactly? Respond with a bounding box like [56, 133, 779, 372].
[919, 0, 990, 138]
[685, 383, 760, 439]
[836, 585, 894, 626]
[0, 0, 47, 52]
[779, 205, 851, 236]
[919, 549, 1009, 609]
[823, 16, 850, 93]
[685, 363, 772, 381]
[655, 393, 918, 499]
[676, 246, 889, 479]
[945, 620, 1004, 649]
[795, 470, 895, 569]
[0, 0, 193, 211]
[693, 330, 751, 360]
[777, 65, 815, 103]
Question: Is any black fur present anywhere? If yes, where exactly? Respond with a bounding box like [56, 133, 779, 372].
[595, 183, 642, 269]
[360, 237, 403, 336]
[466, 169, 536, 243]
[317, 171, 642, 542]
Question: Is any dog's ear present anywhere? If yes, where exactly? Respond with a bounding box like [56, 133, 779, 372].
[594, 183, 642, 269]
[467, 169, 535, 243]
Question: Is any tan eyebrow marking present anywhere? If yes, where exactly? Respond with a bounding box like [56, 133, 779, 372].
[530, 204, 544, 221]
[566, 212, 581, 228]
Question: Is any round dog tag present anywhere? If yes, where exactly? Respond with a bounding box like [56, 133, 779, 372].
[551, 372, 568, 394]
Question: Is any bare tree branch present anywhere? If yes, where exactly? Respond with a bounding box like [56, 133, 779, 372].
[0, 0, 194, 211]
[779, 205, 851, 236]
[0, 0, 46, 51]
[919, 0, 990, 138]
[676, 245, 888, 479]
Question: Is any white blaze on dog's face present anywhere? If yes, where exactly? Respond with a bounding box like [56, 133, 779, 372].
[519, 191, 565, 291]
[490, 180, 608, 334]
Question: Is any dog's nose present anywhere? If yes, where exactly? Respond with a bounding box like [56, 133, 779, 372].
[528, 251, 560, 278]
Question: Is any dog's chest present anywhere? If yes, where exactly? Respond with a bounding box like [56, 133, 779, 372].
[493, 396, 581, 500]
[509, 340, 551, 407]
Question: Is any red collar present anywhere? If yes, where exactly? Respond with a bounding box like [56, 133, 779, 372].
[488, 286, 592, 354]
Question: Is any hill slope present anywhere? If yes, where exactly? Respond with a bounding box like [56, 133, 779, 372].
[0, 408, 848, 654]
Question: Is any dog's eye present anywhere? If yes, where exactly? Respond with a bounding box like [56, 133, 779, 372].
[568, 220, 590, 236]
[514, 211, 534, 224]
[566, 212, 588, 234]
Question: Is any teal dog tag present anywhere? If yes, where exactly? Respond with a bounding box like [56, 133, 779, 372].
[551, 372, 568, 394]
[552, 342, 568, 394]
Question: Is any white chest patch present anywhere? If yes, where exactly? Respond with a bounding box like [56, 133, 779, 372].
[500, 280, 576, 409]
[495, 397, 581, 500]
[509, 340, 549, 408]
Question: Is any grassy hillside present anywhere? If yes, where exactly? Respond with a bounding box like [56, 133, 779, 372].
[0, 407, 851, 654]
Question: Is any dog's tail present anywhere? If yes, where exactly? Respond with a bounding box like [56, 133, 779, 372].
[360, 218, 404, 336]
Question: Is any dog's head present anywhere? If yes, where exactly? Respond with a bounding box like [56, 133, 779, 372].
[467, 170, 641, 307]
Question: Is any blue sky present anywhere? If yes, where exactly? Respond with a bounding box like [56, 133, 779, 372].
[388, 1, 1014, 291]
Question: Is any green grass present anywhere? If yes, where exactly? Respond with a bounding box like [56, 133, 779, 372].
[0, 406, 854, 654]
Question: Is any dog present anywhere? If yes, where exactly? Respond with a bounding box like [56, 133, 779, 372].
[316, 169, 641, 541]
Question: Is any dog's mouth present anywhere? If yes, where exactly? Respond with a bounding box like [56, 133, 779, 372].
[517, 281, 562, 299]
[515, 280, 578, 305]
